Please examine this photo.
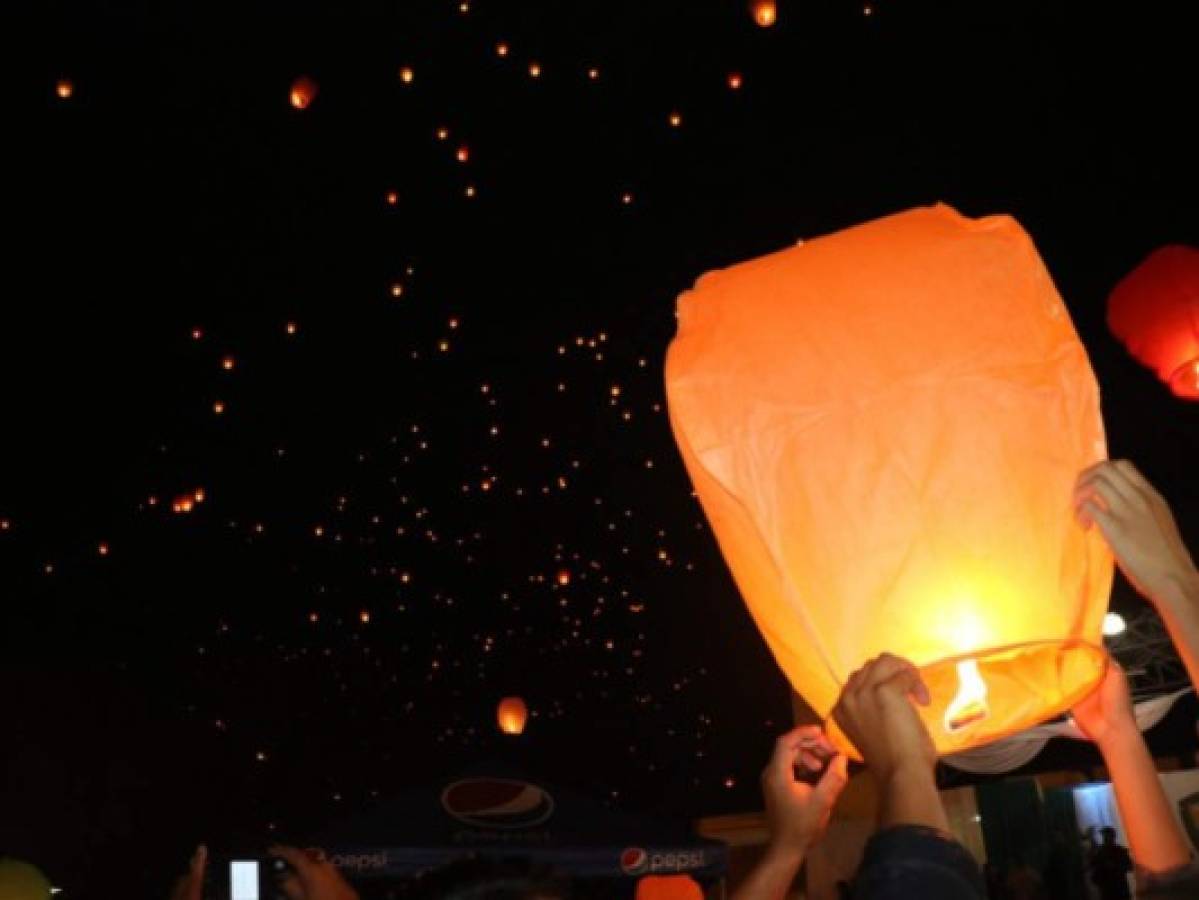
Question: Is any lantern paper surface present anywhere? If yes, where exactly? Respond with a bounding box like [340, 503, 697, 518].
[665, 204, 1112, 756]
[1107, 245, 1199, 400]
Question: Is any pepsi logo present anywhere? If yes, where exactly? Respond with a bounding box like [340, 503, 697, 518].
[620, 847, 649, 875]
[441, 778, 555, 829]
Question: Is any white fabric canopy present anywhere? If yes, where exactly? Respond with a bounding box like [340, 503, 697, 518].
[943, 687, 1193, 774]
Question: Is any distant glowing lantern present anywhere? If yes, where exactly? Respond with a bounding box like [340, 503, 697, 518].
[1107, 245, 1199, 401]
[668, 111, 682, 127]
[289, 76, 318, 110]
[497, 696, 528, 735]
[665, 204, 1112, 757]
[56, 78, 74, 99]
[456, 146, 470, 163]
[496, 42, 510, 57]
[399, 66, 415, 84]
[528, 62, 542, 78]
[556, 569, 571, 586]
[727, 72, 743, 90]
[751, 1, 778, 28]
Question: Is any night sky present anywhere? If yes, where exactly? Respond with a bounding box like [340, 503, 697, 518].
[7, 1, 1199, 896]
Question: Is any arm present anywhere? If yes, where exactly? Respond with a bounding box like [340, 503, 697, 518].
[169, 845, 206, 900]
[833, 655, 984, 899]
[1072, 662, 1192, 874]
[732, 726, 848, 900]
[833, 654, 946, 832]
[1076, 460, 1199, 688]
[878, 763, 948, 833]
[1150, 574, 1199, 694]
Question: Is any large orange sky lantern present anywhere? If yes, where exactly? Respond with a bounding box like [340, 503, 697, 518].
[1107, 245, 1199, 401]
[665, 204, 1112, 756]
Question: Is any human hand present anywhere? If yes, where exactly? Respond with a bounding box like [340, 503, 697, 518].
[169, 845, 206, 900]
[1075, 460, 1198, 609]
[832, 653, 935, 785]
[760, 725, 849, 861]
[270, 846, 360, 900]
[1071, 659, 1136, 748]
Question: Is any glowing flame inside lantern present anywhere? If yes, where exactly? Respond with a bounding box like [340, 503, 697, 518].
[944, 659, 990, 733]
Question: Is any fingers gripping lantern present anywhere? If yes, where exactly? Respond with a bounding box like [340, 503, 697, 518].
[665, 205, 1112, 756]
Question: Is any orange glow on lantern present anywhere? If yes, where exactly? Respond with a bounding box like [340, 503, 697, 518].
[666, 204, 1111, 757]
[1107, 245, 1199, 401]
[497, 696, 529, 735]
[56, 78, 75, 99]
[727, 72, 743, 90]
[399, 66, 415, 84]
[528, 62, 542, 78]
[289, 76, 318, 110]
[751, 1, 777, 28]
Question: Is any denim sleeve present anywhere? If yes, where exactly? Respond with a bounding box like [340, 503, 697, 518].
[851, 825, 986, 900]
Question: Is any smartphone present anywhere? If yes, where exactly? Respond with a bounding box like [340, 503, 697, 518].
[229, 860, 260, 900]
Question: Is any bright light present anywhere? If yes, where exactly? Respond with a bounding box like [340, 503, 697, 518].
[944, 659, 990, 732]
[1103, 612, 1126, 636]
